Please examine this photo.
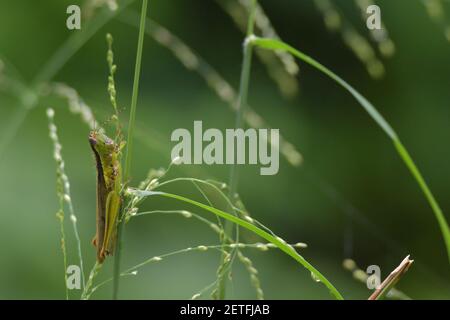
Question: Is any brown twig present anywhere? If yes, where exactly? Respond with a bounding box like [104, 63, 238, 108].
[368, 255, 414, 300]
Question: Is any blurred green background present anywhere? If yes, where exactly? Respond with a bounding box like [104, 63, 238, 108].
[0, 0, 449, 299]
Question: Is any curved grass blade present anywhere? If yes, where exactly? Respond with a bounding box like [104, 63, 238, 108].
[249, 36, 450, 264]
[128, 189, 344, 300]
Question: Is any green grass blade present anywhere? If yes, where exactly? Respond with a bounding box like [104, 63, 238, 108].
[130, 189, 344, 300]
[394, 140, 450, 260]
[114, 0, 149, 300]
[124, 0, 148, 180]
[249, 37, 450, 264]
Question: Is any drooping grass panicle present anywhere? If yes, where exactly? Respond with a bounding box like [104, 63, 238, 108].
[314, 0, 385, 79]
[82, 231, 308, 300]
[422, 0, 450, 41]
[43, 82, 100, 131]
[354, 0, 396, 57]
[149, 175, 259, 298]
[244, 0, 299, 76]
[237, 251, 263, 299]
[152, 176, 292, 243]
[83, 245, 227, 299]
[46, 108, 86, 295]
[125, 188, 344, 300]
[88, 244, 299, 299]
[146, 173, 305, 299]
[118, 11, 303, 167]
[91, 181, 289, 300]
[134, 170, 240, 299]
[191, 279, 221, 300]
[189, 179, 239, 300]
[215, 0, 300, 98]
[83, 0, 119, 20]
[82, 174, 310, 299]
[84, 238, 307, 299]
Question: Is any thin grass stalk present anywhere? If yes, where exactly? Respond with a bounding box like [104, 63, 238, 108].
[113, 0, 148, 300]
[228, 0, 257, 198]
[85, 240, 306, 299]
[47, 108, 86, 295]
[218, 0, 257, 300]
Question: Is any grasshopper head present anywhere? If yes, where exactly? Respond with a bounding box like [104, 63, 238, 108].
[89, 130, 116, 155]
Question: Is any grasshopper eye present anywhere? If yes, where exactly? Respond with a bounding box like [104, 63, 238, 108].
[88, 136, 97, 146]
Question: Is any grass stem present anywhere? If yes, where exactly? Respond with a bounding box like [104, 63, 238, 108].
[220, 0, 257, 300]
[113, 0, 149, 300]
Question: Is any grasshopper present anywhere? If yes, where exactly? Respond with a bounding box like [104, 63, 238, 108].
[89, 130, 123, 263]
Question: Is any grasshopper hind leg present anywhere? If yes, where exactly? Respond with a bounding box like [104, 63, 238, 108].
[101, 191, 121, 258]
